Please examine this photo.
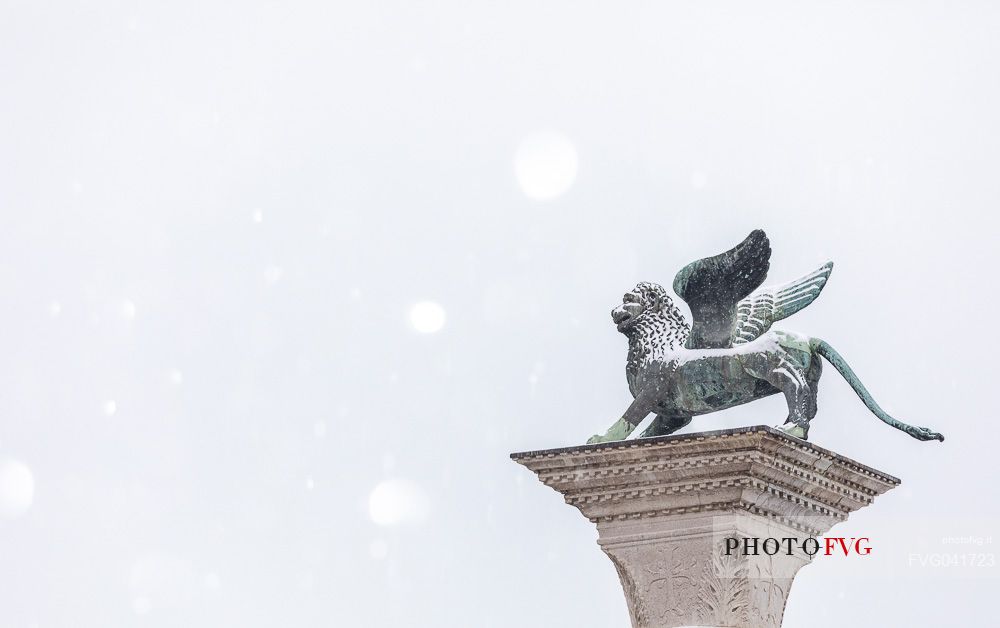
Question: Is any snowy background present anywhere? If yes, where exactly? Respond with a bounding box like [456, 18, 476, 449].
[1, 1, 998, 627]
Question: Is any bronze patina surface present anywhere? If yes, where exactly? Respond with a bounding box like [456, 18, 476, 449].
[590, 230, 944, 444]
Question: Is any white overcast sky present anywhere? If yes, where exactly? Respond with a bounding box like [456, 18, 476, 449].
[1, 2, 998, 627]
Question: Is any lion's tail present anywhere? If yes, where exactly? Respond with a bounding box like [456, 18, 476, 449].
[811, 339, 945, 442]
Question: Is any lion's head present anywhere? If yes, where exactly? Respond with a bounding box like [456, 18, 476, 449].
[612, 281, 671, 333]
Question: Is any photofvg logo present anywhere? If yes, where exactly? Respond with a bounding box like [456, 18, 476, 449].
[723, 536, 872, 557]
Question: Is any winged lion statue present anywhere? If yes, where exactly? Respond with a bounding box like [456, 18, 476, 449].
[588, 229, 945, 444]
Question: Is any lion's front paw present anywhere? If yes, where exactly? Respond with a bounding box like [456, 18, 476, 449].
[775, 422, 808, 440]
[587, 418, 634, 444]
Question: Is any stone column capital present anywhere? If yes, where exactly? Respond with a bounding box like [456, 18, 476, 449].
[512, 426, 899, 628]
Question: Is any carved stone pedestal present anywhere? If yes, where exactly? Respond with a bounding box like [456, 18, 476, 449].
[511, 426, 900, 628]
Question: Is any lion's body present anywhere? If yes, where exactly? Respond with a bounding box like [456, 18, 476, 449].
[622, 328, 823, 438]
[588, 275, 944, 443]
[632, 331, 812, 418]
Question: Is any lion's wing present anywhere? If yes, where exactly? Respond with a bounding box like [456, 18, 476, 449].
[672, 229, 771, 349]
[731, 262, 834, 345]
